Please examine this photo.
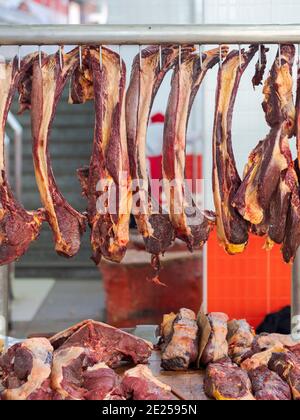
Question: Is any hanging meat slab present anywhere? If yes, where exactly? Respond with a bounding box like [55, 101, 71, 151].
[31, 48, 86, 258]
[212, 46, 259, 254]
[233, 45, 296, 234]
[0, 54, 44, 266]
[73, 47, 131, 264]
[248, 366, 292, 400]
[126, 45, 188, 257]
[159, 308, 199, 371]
[204, 358, 255, 400]
[0, 338, 53, 400]
[163, 47, 228, 250]
[201, 312, 229, 365]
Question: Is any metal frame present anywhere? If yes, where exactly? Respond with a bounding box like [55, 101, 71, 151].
[0, 23, 299, 340]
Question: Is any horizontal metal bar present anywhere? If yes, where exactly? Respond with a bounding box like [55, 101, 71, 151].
[1, 24, 300, 45]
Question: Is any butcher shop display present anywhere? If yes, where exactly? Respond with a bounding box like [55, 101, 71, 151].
[2, 310, 300, 400]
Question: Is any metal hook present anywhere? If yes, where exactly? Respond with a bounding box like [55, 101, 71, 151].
[119, 45, 122, 70]
[199, 44, 203, 70]
[139, 45, 142, 71]
[238, 44, 242, 70]
[59, 46, 63, 70]
[159, 45, 162, 71]
[18, 45, 21, 71]
[79, 45, 83, 71]
[278, 44, 282, 67]
[258, 44, 262, 69]
[179, 45, 182, 68]
[298, 44, 300, 70]
[99, 45, 103, 71]
[219, 45, 223, 69]
[38, 45, 42, 68]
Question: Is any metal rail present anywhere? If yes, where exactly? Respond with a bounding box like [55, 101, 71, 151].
[0, 24, 300, 45]
[0, 23, 298, 341]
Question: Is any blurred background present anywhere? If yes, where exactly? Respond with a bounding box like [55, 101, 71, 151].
[0, 0, 298, 337]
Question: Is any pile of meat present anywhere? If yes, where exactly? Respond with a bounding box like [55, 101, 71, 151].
[0, 320, 174, 400]
[2, 43, 300, 269]
[158, 308, 300, 400]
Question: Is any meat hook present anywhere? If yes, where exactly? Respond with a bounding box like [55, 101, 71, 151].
[119, 45, 122, 70]
[79, 45, 83, 71]
[258, 44, 262, 69]
[219, 45, 223, 69]
[139, 44, 142, 71]
[238, 44, 242, 70]
[99, 45, 103, 71]
[159, 45, 162, 71]
[17, 45, 21, 71]
[179, 44, 182, 68]
[278, 44, 282, 67]
[38, 45, 42, 68]
[199, 44, 203, 70]
[59, 45, 63, 70]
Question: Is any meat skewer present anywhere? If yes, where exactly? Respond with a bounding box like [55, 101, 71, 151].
[30, 47, 86, 258]
[163, 47, 228, 250]
[212, 46, 259, 255]
[0, 54, 44, 265]
[74, 47, 131, 264]
[126, 45, 191, 258]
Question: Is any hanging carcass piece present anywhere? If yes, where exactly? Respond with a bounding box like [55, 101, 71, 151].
[248, 366, 292, 400]
[126, 45, 185, 257]
[0, 54, 44, 265]
[233, 45, 296, 235]
[0, 338, 53, 400]
[31, 48, 86, 258]
[163, 47, 228, 250]
[159, 308, 199, 371]
[204, 358, 255, 400]
[74, 47, 131, 264]
[212, 46, 259, 254]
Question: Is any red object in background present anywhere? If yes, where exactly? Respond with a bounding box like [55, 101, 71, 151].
[32, 0, 68, 14]
[207, 231, 291, 329]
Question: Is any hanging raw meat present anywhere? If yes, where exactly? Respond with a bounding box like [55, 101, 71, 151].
[126, 45, 189, 257]
[0, 338, 53, 400]
[0, 54, 44, 265]
[233, 45, 296, 238]
[74, 47, 131, 264]
[163, 47, 228, 250]
[30, 47, 86, 258]
[212, 46, 259, 254]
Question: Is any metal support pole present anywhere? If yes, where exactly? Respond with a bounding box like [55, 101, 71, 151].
[0, 24, 300, 45]
[0, 265, 9, 337]
[292, 252, 300, 342]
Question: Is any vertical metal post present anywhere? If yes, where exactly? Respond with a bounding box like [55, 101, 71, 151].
[292, 251, 300, 342]
[0, 265, 9, 337]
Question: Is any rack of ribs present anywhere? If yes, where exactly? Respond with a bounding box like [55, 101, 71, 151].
[212, 46, 259, 254]
[30, 47, 86, 258]
[0, 54, 44, 265]
[163, 47, 228, 251]
[126, 45, 195, 258]
[73, 47, 131, 264]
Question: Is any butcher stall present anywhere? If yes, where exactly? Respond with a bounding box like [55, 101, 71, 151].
[0, 23, 300, 401]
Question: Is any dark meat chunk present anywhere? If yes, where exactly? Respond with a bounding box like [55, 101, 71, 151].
[204, 358, 255, 400]
[160, 308, 199, 371]
[227, 319, 255, 364]
[201, 313, 229, 365]
[269, 351, 300, 400]
[248, 366, 291, 400]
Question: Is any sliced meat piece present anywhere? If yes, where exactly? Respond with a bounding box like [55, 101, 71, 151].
[233, 45, 296, 230]
[51, 347, 119, 400]
[252, 333, 296, 352]
[163, 47, 228, 250]
[0, 54, 44, 265]
[50, 320, 153, 368]
[248, 366, 291, 400]
[227, 319, 255, 364]
[204, 358, 255, 400]
[126, 45, 186, 257]
[268, 351, 300, 400]
[212, 46, 259, 254]
[74, 47, 131, 264]
[111, 365, 174, 400]
[31, 47, 86, 258]
[0, 338, 53, 400]
[241, 345, 285, 371]
[201, 313, 229, 365]
[160, 308, 199, 371]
